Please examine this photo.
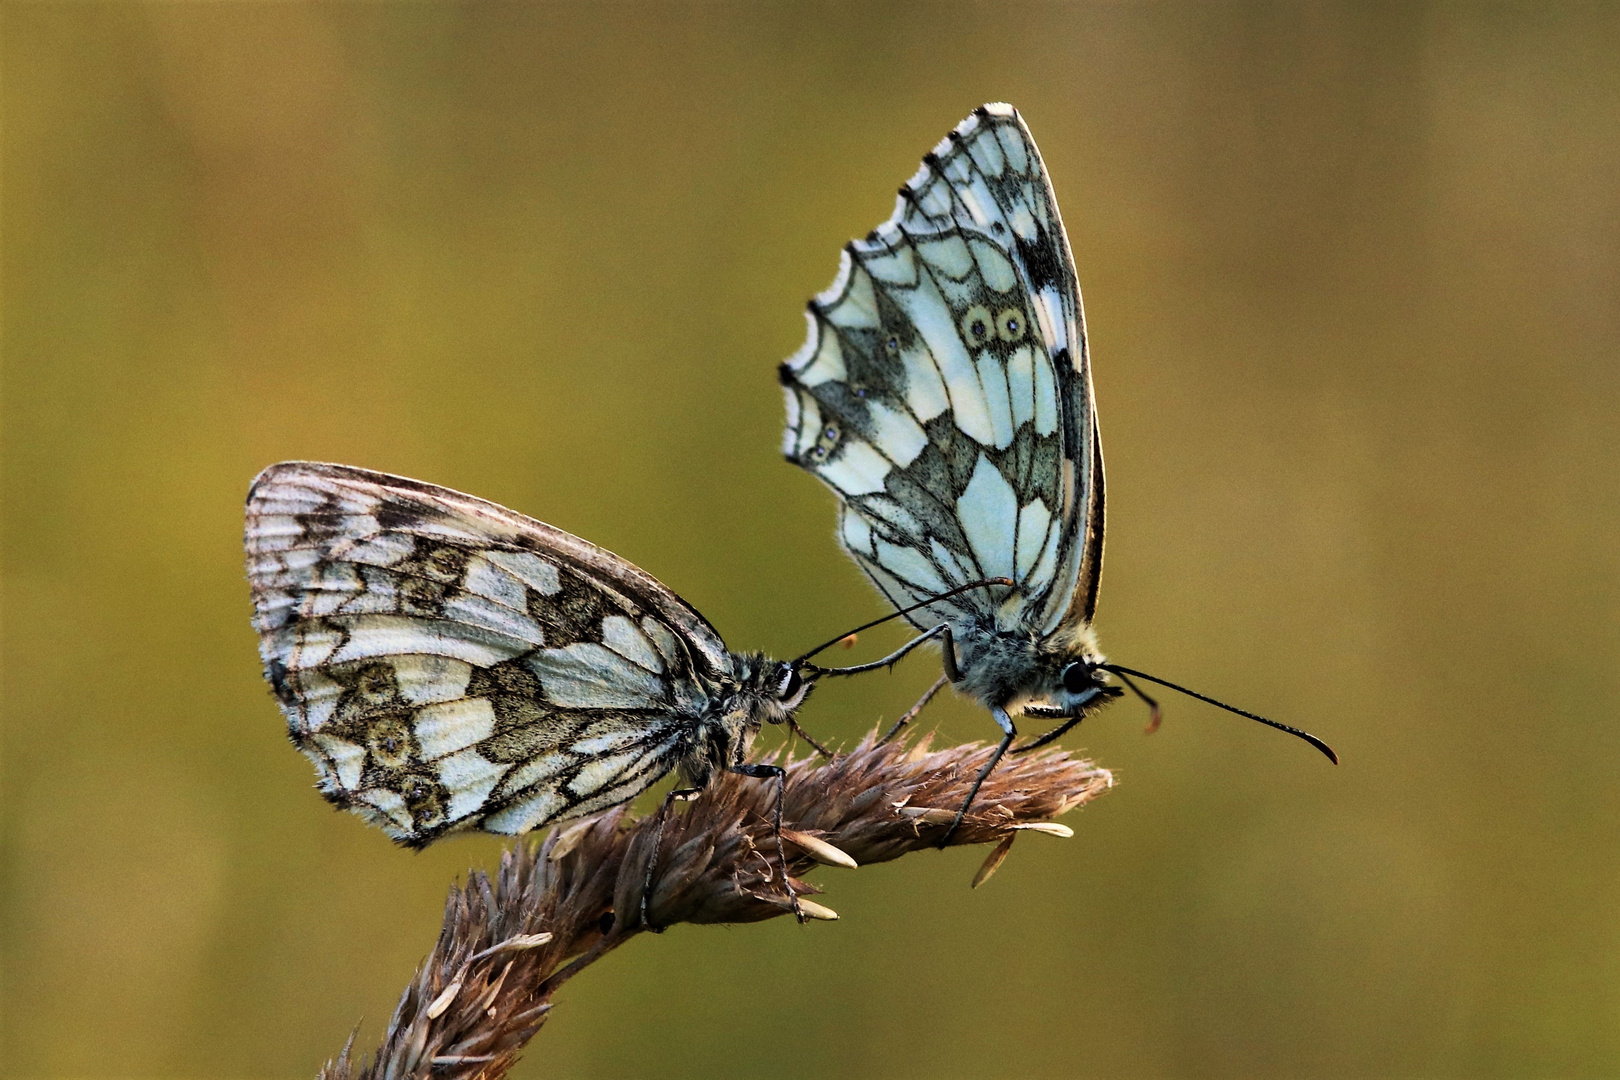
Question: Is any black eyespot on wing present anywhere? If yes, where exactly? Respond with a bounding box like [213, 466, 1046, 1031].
[324, 660, 410, 735]
[995, 308, 1026, 343]
[960, 304, 994, 346]
[365, 714, 416, 768]
[400, 772, 448, 829]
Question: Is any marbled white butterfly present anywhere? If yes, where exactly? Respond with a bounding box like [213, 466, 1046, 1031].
[780, 104, 1335, 838]
[245, 462, 830, 920]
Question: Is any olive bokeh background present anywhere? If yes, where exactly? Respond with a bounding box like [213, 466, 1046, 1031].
[5, 4, 1619, 1077]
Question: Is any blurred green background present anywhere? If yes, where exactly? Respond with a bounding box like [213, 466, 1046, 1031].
[4, 3, 1619, 1076]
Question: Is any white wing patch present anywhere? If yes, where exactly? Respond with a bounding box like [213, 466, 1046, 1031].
[1007, 345, 1036, 429]
[890, 273, 996, 445]
[900, 342, 951, 421]
[601, 614, 665, 673]
[1014, 498, 1053, 581]
[866, 399, 928, 466]
[969, 238, 1017, 292]
[326, 615, 528, 667]
[877, 538, 949, 595]
[525, 643, 665, 710]
[975, 349, 1015, 449]
[485, 550, 561, 596]
[438, 749, 510, 821]
[413, 698, 497, 759]
[313, 734, 366, 790]
[958, 456, 1018, 581]
[816, 438, 893, 497]
[482, 788, 566, 834]
[463, 554, 532, 610]
[796, 325, 847, 387]
[568, 750, 640, 796]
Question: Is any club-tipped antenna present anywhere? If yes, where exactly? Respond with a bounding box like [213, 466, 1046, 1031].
[1098, 664, 1338, 764]
[793, 578, 1014, 667]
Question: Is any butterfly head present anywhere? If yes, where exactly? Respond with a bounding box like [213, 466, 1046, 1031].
[1032, 656, 1120, 717]
[960, 620, 1117, 719]
[728, 652, 815, 726]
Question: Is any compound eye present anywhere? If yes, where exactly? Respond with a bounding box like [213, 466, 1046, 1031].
[1061, 662, 1090, 695]
[778, 667, 803, 699]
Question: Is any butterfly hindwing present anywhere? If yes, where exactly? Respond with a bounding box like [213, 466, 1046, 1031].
[245, 462, 730, 846]
[781, 103, 1102, 635]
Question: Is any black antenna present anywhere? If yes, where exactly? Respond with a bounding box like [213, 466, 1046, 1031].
[1098, 664, 1338, 764]
[793, 578, 1013, 667]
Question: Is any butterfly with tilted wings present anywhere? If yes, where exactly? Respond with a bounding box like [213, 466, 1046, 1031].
[780, 104, 1335, 837]
[245, 461, 827, 921]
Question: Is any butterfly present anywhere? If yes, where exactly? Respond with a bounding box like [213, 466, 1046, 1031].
[779, 104, 1336, 838]
[244, 461, 826, 923]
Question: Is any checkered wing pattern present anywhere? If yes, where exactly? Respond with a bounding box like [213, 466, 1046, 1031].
[781, 103, 1103, 637]
[245, 462, 733, 846]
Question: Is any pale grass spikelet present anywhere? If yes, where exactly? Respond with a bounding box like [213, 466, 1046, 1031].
[318, 729, 1111, 1080]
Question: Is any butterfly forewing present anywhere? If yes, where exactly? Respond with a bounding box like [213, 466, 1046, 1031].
[781, 103, 1103, 637]
[245, 462, 730, 846]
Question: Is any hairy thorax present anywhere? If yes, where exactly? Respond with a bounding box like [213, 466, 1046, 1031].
[950, 618, 1104, 714]
[676, 651, 807, 790]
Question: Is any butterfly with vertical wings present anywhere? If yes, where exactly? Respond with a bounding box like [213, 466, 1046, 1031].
[780, 104, 1336, 839]
[244, 461, 832, 923]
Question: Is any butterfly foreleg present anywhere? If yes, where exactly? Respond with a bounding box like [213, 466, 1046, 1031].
[940, 707, 1015, 847]
[730, 761, 804, 923]
[1013, 685, 1125, 754]
[806, 623, 952, 678]
[640, 785, 703, 932]
[1011, 710, 1086, 755]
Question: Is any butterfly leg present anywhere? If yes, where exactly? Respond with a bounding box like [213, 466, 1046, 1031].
[807, 623, 949, 677]
[878, 626, 958, 743]
[787, 716, 833, 758]
[880, 673, 949, 745]
[1014, 686, 1125, 753]
[640, 785, 702, 931]
[939, 625, 962, 683]
[939, 707, 1015, 847]
[1012, 713, 1085, 754]
[730, 761, 804, 923]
